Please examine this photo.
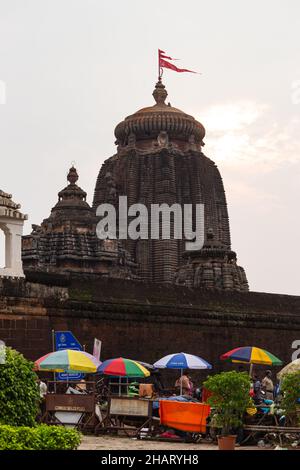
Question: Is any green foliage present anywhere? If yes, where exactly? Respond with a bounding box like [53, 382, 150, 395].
[36, 425, 81, 450]
[281, 371, 300, 426]
[0, 424, 81, 450]
[204, 371, 252, 436]
[0, 347, 40, 426]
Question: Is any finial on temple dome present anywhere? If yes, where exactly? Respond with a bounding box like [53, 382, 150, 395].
[67, 166, 79, 185]
[152, 80, 168, 105]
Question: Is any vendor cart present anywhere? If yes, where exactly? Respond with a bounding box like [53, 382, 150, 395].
[242, 404, 300, 447]
[159, 400, 210, 440]
[41, 381, 100, 432]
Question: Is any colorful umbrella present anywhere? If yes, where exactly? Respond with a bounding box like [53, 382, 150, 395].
[98, 357, 150, 378]
[221, 347, 282, 366]
[35, 349, 102, 373]
[221, 346, 282, 376]
[154, 352, 212, 395]
[277, 358, 300, 380]
[154, 352, 212, 370]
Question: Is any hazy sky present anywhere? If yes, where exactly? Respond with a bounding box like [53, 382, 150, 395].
[0, 0, 299, 295]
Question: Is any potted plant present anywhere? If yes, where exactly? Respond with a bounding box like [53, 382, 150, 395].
[281, 371, 300, 426]
[204, 371, 252, 450]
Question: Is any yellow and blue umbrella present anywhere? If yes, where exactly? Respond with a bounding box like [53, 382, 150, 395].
[35, 349, 101, 373]
[221, 346, 282, 366]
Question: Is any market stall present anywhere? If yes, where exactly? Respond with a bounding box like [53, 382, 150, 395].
[34, 349, 102, 432]
[41, 380, 100, 432]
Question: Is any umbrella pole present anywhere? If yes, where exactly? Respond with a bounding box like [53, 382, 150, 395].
[180, 369, 183, 396]
[249, 363, 253, 378]
[51, 329, 56, 393]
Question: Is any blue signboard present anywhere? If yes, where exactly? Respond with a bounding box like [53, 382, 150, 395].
[55, 331, 84, 381]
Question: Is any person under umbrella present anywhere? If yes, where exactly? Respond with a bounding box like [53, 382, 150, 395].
[154, 352, 212, 396]
[175, 371, 193, 396]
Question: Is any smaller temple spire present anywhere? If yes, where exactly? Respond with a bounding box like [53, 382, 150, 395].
[57, 166, 87, 203]
[152, 80, 168, 105]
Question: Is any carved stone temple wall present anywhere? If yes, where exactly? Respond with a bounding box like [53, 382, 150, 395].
[1, 80, 299, 368]
[22, 167, 137, 279]
[93, 81, 248, 290]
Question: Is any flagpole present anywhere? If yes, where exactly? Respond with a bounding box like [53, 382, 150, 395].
[158, 49, 160, 81]
[52, 329, 56, 393]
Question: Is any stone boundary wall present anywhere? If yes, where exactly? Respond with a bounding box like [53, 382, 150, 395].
[0, 275, 300, 376]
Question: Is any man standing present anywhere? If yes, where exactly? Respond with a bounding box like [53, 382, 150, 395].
[262, 370, 274, 400]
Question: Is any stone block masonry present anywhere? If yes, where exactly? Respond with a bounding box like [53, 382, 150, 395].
[0, 274, 299, 378]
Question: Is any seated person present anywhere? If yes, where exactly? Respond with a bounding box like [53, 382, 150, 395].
[175, 372, 193, 396]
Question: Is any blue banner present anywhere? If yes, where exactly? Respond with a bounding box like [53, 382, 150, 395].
[55, 331, 84, 381]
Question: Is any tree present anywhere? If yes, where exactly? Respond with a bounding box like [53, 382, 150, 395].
[203, 371, 252, 436]
[0, 347, 40, 426]
[281, 371, 300, 426]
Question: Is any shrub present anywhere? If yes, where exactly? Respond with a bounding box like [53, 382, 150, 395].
[204, 371, 252, 436]
[0, 347, 40, 426]
[281, 371, 300, 426]
[36, 425, 81, 450]
[0, 424, 81, 450]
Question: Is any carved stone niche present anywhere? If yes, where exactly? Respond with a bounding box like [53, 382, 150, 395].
[157, 131, 169, 148]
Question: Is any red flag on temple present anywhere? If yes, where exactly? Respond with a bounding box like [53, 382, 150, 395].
[158, 49, 179, 61]
[158, 49, 198, 78]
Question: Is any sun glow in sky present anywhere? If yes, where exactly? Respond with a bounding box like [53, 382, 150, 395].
[198, 102, 300, 168]
[201, 102, 265, 133]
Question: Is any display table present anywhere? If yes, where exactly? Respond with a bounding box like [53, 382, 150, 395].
[96, 396, 157, 436]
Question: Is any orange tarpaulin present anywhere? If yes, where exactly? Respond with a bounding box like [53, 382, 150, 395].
[159, 401, 210, 433]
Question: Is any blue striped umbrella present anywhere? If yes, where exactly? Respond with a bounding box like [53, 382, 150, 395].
[154, 352, 212, 395]
[154, 352, 212, 370]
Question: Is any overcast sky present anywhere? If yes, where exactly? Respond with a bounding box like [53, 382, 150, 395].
[0, 0, 299, 295]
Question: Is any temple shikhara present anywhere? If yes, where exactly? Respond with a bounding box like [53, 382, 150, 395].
[22, 166, 137, 279]
[23, 80, 248, 291]
[0, 79, 299, 368]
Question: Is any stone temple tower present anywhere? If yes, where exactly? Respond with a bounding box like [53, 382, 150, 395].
[22, 166, 137, 279]
[93, 80, 248, 290]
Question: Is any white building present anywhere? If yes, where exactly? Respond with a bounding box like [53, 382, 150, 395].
[0, 190, 27, 277]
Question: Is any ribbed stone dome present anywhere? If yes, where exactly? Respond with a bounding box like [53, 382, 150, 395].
[114, 80, 205, 146]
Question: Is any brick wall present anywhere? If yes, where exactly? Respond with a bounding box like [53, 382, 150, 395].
[0, 275, 299, 381]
